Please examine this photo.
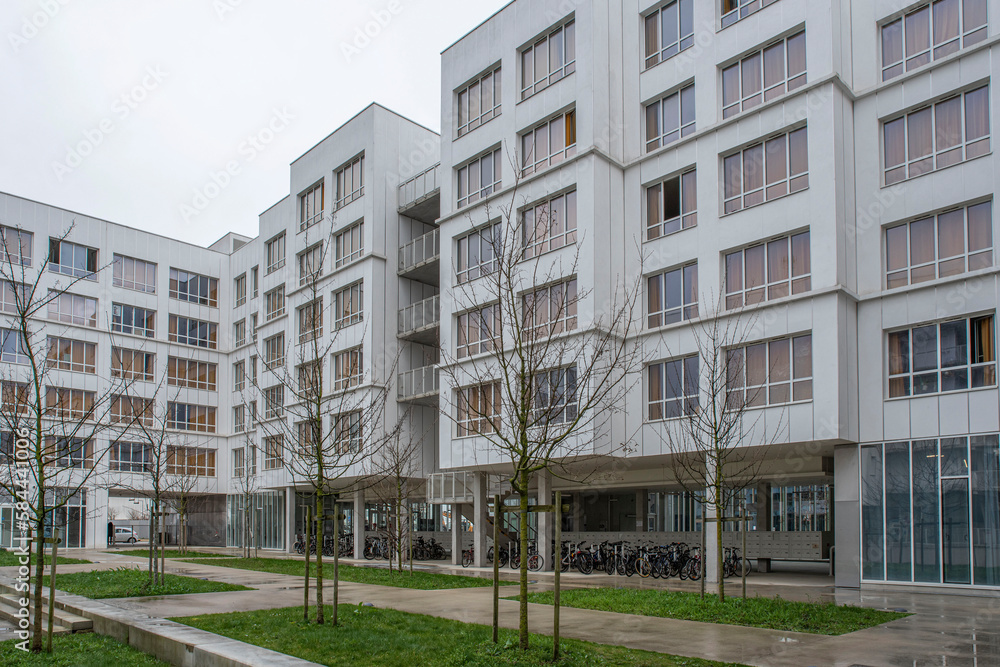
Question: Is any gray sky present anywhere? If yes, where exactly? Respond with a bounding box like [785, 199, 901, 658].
[0, 0, 508, 247]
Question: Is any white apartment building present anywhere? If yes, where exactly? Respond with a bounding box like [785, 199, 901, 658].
[1, 0, 998, 593]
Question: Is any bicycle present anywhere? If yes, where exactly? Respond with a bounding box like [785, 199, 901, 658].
[462, 547, 474, 568]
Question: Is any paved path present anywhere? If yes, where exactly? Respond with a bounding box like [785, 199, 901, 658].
[10, 549, 1000, 666]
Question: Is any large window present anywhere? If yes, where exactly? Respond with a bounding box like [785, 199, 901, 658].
[532, 367, 578, 425]
[169, 268, 218, 307]
[647, 170, 697, 240]
[167, 403, 217, 433]
[298, 360, 321, 395]
[234, 273, 246, 307]
[645, 0, 694, 68]
[263, 385, 284, 420]
[523, 190, 577, 259]
[234, 360, 246, 392]
[333, 282, 363, 329]
[48, 291, 97, 328]
[263, 435, 283, 470]
[1, 382, 29, 418]
[333, 412, 362, 454]
[725, 231, 811, 308]
[645, 84, 695, 152]
[265, 285, 286, 321]
[881, 0, 988, 81]
[886, 201, 993, 288]
[110, 395, 153, 428]
[648, 263, 698, 328]
[335, 222, 364, 268]
[233, 405, 246, 434]
[722, 0, 779, 29]
[884, 86, 990, 185]
[298, 298, 323, 343]
[265, 233, 286, 275]
[521, 19, 575, 100]
[110, 442, 152, 473]
[335, 155, 364, 209]
[299, 243, 323, 286]
[0, 281, 25, 314]
[113, 254, 156, 293]
[167, 446, 216, 476]
[264, 333, 285, 370]
[458, 65, 501, 137]
[457, 382, 502, 437]
[300, 181, 324, 232]
[46, 337, 96, 374]
[648, 355, 700, 420]
[521, 110, 576, 176]
[111, 348, 154, 382]
[524, 279, 578, 336]
[46, 437, 92, 469]
[722, 31, 806, 118]
[112, 304, 155, 338]
[457, 149, 503, 209]
[168, 315, 218, 349]
[0, 329, 27, 364]
[456, 222, 498, 284]
[48, 239, 97, 280]
[457, 303, 501, 359]
[727, 334, 813, 407]
[724, 127, 809, 214]
[0, 226, 32, 267]
[333, 347, 363, 391]
[168, 357, 217, 391]
[234, 319, 246, 348]
[888, 315, 996, 398]
[46, 387, 95, 421]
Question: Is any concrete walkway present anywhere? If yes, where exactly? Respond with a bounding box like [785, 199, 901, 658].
[9, 548, 1000, 666]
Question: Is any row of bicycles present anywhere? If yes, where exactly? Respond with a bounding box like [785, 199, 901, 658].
[292, 532, 354, 557]
[363, 535, 448, 561]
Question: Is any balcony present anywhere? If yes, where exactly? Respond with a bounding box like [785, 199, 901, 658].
[398, 294, 440, 345]
[398, 164, 440, 224]
[397, 365, 439, 404]
[398, 228, 440, 285]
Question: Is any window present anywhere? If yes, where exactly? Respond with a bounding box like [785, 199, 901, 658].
[298, 298, 323, 343]
[649, 356, 700, 420]
[113, 254, 156, 293]
[168, 357, 218, 391]
[727, 334, 813, 407]
[458, 65, 502, 137]
[335, 222, 364, 268]
[300, 181, 325, 232]
[263, 435, 283, 470]
[169, 315, 218, 349]
[722, 31, 806, 118]
[166, 445, 216, 476]
[234, 360, 246, 392]
[333, 282, 363, 329]
[265, 285, 286, 321]
[48, 291, 97, 328]
[647, 171, 697, 241]
[2, 382, 30, 418]
[521, 20, 575, 99]
[46, 437, 91, 469]
[524, 279, 578, 336]
[265, 233, 286, 275]
[234, 273, 246, 307]
[250, 355, 258, 385]
[533, 367, 578, 425]
[886, 202, 993, 288]
[169, 268, 218, 307]
[881, 0, 988, 81]
[333, 347, 363, 391]
[522, 191, 577, 259]
[112, 304, 155, 338]
[521, 110, 577, 175]
[48, 239, 97, 280]
[888, 316, 996, 397]
[234, 319, 246, 347]
[645, 0, 694, 68]
[110, 394, 153, 428]
[0, 329, 27, 364]
[263, 385, 284, 420]
[251, 266, 259, 298]
[646, 85, 695, 152]
[299, 243, 323, 286]
[335, 155, 365, 209]
[46, 387, 95, 421]
[648, 263, 698, 327]
[723, 126, 809, 214]
[264, 333, 285, 370]
[0, 281, 25, 313]
[167, 403, 217, 433]
[232, 446, 246, 476]
[457, 304, 501, 359]
[110, 442, 151, 473]
[725, 231, 811, 308]
[456, 222, 499, 284]
[457, 149, 502, 209]
[111, 348, 154, 382]
[722, 0, 780, 28]
[883, 86, 990, 185]
[298, 360, 322, 395]
[333, 411, 362, 454]
[457, 382, 502, 437]
[46, 337, 96, 374]
[0, 227, 32, 266]
[251, 313, 258, 343]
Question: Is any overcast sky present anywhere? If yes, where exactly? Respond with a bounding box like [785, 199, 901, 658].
[0, 0, 508, 247]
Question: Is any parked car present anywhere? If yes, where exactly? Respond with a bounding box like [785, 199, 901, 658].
[113, 527, 138, 544]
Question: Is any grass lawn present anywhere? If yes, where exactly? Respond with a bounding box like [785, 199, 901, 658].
[514, 588, 908, 635]
[0, 549, 90, 567]
[184, 557, 515, 590]
[174, 604, 749, 667]
[0, 633, 169, 666]
[111, 548, 229, 559]
[43, 566, 251, 599]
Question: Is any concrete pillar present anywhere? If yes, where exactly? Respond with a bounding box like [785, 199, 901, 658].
[537, 471, 553, 571]
[451, 503, 463, 565]
[91, 486, 110, 550]
[704, 456, 720, 585]
[635, 489, 648, 533]
[754, 482, 772, 572]
[834, 444, 861, 588]
[284, 487, 296, 554]
[353, 490, 365, 560]
[472, 473, 488, 567]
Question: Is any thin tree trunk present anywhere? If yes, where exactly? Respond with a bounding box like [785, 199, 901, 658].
[314, 494, 325, 624]
[31, 511, 45, 652]
[716, 487, 725, 603]
[333, 501, 339, 627]
[518, 471, 530, 651]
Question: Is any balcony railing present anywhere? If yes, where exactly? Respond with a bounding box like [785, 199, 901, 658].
[398, 163, 440, 211]
[397, 365, 439, 401]
[398, 228, 440, 273]
[398, 294, 439, 337]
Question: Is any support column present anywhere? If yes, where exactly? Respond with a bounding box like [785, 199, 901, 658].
[451, 504, 464, 565]
[353, 490, 365, 560]
[834, 445, 860, 588]
[285, 487, 296, 554]
[704, 456, 720, 586]
[635, 489, 648, 533]
[91, 486, 109, 550]
[537, 471, 553, 571]
[472, 473, 488, 567]
[755, 482, 772, 573]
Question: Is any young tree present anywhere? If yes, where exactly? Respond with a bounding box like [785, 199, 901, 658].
[230, 423, 259, 558]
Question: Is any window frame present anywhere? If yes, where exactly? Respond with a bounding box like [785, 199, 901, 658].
[520, 19, 576, 100]
[721, 29, 806, 119]
[887, 315, 997, 398]
[112, 254, 156, 293]
[265, 233, 286, 275]
[168, 268, 218, 307]
[168, 315, 218, 349]
[880, 0, 989, 82]
[644, 0, 695, 69]
[112, 303, 155, 338]
[334, 222, 364, 268]
[647, 262, 699, 328]
[645, 84, 696, 152]
[521, 109, 577, 176]
[648, 355, 700, 421]
[299, 180, 325, 232]
[723, 126, 810, 214]
[457, 65, 502, 137]
[725, 230, 812, 309]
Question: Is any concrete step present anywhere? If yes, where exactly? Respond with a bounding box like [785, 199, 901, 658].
[0, 591, 93, 633]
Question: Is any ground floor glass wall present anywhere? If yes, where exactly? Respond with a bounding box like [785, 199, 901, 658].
[226, 491, 284, 550]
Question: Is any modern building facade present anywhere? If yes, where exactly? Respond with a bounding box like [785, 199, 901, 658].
[1, 0, 998, 592]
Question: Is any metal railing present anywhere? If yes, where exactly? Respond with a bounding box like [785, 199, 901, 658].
[397, 365, 439, 400]
[398, 163, 440, 210]
[398, 228, 440, 273]
[398, 294, 440, 336]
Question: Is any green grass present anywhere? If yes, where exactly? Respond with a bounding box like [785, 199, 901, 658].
[174, 604, 749, 667]
[0, 548, 90, 567]
[0, 633, 169, 666]
[513, 588, 908, 635]
[43, 566, 252, 599]
[111, 548, 229, 559]
[184, 556, 515, 590]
